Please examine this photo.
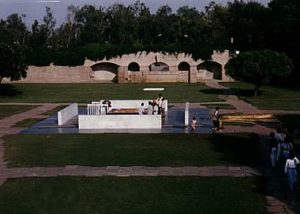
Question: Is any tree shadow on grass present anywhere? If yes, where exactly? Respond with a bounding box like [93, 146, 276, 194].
[0, 84, 22, 97]
[199, 88, 262, 97]
[211, 133, 263, 167]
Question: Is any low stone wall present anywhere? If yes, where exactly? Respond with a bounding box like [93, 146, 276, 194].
[78, 114, 161, 129]
[6, 65, 93, 83]
[58, 103, 78, 126]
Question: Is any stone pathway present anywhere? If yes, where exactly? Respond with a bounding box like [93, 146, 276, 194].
[0, 166, 265, 179]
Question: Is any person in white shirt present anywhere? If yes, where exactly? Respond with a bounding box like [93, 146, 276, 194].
[138, 103, 145, 115]
[147, 101, 153, 115]
[157, 94, 163, 114]
[285, 153, 300, 191]
[153, 103, 159, 115]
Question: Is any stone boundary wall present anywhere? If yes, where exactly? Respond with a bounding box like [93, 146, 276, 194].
[58, 103, 78, 126]
[3, 51, 232, 83]
[4, 64, 95, 83]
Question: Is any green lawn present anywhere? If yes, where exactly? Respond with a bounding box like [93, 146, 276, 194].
[0, 177, 267, 214]
[0, 83, 221, 103]
[4, 133, 262, 167]
[220, 82, 300, 110]
[0, 105, 37, 119]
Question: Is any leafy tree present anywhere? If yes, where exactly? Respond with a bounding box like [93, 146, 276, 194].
[225, 50, 294, 96]
[75, 5, 107, 45]
[267, 0, 300, 84]
[0, 43, 28, 84]
[226, 1, 269, 51]
[0, 14, 28, 45]
[106, 4, 136, 45]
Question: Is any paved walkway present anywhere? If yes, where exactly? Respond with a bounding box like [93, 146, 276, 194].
[0, 83, 299, 213]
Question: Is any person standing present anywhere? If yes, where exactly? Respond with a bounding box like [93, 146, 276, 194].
[153, 103, 159, 115]
[147, 101, 153, 115]
[212, 107, 220, 131]
[138, 103, 145, 115]
[277, 137, 293, 162]
[157, 93, 163, 114]
[284, 153, 300, 191]
[190, 116, 197, 133]
[269, 132, 278, 168]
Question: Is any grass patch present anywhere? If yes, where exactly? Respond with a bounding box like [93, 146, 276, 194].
[219, 82, 300, 111]
[0, 177, 267, 214]
[0, 105, 37, 119]
[0, 83, 221, 103]
[4, 133, 262, 167]
[202, 103, 236, 109]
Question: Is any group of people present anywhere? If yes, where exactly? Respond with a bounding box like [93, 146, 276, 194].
[138, 93, 167, 115]
[269, 128, 299, 192]
[189, 106, 222, 133]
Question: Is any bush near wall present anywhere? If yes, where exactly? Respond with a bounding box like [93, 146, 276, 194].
[25, 47, 53, 66]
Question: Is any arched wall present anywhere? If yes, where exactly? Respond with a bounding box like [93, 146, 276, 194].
[91, 62, 119, 82]
[86, 50, 231, 83]
[197, 61, 222, 80]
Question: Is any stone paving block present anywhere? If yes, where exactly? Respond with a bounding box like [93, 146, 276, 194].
[157, 167, 173, 176]
[241, 167, 263, 176]
[171, 167, 187, 176]
[266, 206, 285, 213]
[85, 167, 107, 177]
[266, 196, 285, 206]
[144, 167, 159, 176]
[117, 167, 133, 177]
[131, 166, 145, 169]
[65, 165, 80, 170]
[130, 169, 147, 176]
[70, 166, 90, 176]
[182, 166, 199, 175]
[197, 170, 213, 176]
[6, 168, 32, 178]
[106, 166, 120, 176]
[40, 167, 64, 177]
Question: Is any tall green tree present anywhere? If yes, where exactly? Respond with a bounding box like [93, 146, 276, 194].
[106, 4, 136, 45]
[0, 43, 28, 84]
[0, 14, 28, 45]
[75, 5, 107, 45]
[226, 1, 269, 51]
[267, 0, 300, 83]
[225, 50, 294, 96]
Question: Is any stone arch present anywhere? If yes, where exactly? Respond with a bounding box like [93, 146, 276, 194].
[197, 61, 222, 80]
[91, 62, 119, 82]
[149, 62, 169, 71]
[178, 61, 191, 83]
[128, 62, 140, 72]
